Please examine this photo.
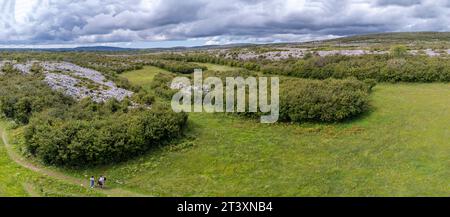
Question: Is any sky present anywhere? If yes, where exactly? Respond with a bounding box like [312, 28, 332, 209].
[0, 0, 449, 48]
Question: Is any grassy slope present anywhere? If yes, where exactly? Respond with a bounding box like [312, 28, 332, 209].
[1, 63, 448, 196]
[0, 122, 104, 197]
[61, 65, 449, 196]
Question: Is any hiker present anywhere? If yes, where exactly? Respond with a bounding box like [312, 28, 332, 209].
[89, 176, 95, 188]
[98, 175, 104, 188]
[102, 176, 107, 188]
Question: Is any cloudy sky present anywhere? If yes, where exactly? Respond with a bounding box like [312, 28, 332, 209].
[0, 0, 449, 48]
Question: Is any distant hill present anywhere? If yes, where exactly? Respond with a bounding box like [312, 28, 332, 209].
[0, 46, 137, 52]
[0, 44, 254, 52]
[0, 32, 448, 52]
[326, 32, 450, 44]
[138, 43, 255, 52]
[72, 46, 137, 51]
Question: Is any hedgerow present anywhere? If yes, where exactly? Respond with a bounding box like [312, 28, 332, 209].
[145, 59, 207, 74]
[159, 53, 450, 82]
[260, 55, 450, 82]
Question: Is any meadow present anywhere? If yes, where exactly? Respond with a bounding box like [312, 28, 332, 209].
[120, 66, 170, 91]
[0, 59, 448, 197]
[0, 121, 105, 196]
[38, 64, 448, 196]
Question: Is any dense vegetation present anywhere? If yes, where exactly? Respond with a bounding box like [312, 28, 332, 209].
[158, 52, 450, 82]
[0, 72, 187, 166]
[149, 72, 179, 100]
[259, 55, 450, 82]
[24, 102, 187, 166]
[278, 78, 372, 122]
[151, 70, 373, 122]
[0, 73, 74, 124]
[159, 53, 261, 71]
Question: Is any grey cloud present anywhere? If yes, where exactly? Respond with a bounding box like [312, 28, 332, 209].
[0, 0, 449, 46]
[376, 0, 422, 7]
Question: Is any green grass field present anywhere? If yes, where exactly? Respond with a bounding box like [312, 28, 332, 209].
[55, 66, 450, 196]
[120, 66, 171, 91]
[0, 122, 104, 197]
[1, 64, 449, 196]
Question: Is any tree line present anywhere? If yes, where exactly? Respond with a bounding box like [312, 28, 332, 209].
[156, 51, 450, 83]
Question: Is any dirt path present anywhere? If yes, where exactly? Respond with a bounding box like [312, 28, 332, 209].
[22, 182, 40, 197]
[1, 128, 147, 197]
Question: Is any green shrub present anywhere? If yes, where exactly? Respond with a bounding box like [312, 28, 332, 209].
[133, 90, 156, 106]
[279, 78, 370, 122]
[0, 74, 74, 124]
[150, 73, 179, 99]
[0, 72, 188, 167]
[24, 104, 188, 166]
[200, 71, 372, 122]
